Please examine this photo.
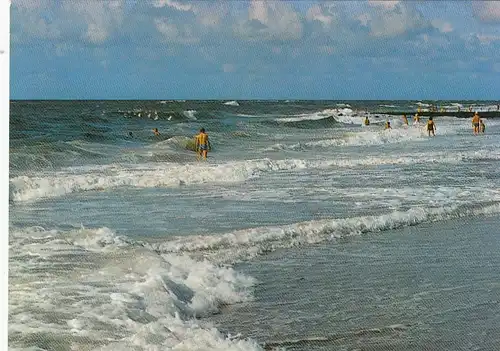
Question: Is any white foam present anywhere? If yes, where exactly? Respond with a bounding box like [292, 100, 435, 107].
[274, 108, 363, 124]
[224, 101, 240, 106]
[265, 115, 487, 150]
[148, 203, 500, 263]
[183, 110, 198, 120]
[11, 150, 500, 202]
[9, 226, 261, 350]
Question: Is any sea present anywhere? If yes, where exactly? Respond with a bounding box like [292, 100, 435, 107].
[9, 100, 500, 350]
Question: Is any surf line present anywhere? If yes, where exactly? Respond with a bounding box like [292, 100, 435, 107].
[262, 324, 412, 349]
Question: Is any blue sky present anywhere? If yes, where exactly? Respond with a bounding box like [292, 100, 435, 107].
[10, 0, 500, 100]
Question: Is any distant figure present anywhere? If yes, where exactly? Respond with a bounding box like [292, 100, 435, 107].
[402, 114, 408, 126]
[413, 113, 420, 125]
[469, 106, 473, 112]
[364, 116, 370, 126]
[426, 117, 436, 137]
[195, 128, 211, 160]
[385, 121, 392, 130]
[129, 132, 133, 137]
[497, 104, 499, 111]
[471, 112, 481, 135]
[153, 128, 160, 136]
[480, 119, 486, 134]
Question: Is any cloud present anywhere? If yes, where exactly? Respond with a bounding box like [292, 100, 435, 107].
[306, 4, 335, 28]
[367, 2, 429, 38]
[431, 19, 453, 33]
[368, 1, 399, 10]
[154, 17, 199, 44]
[234, 0, 303, 41]
[153, 0, 192, 12]
[476, 34, 500, 44]
[61, 1, 125, 44]
[473, 1, 500, 23]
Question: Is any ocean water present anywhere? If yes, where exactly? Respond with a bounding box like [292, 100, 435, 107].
[9, 100, 500, 350]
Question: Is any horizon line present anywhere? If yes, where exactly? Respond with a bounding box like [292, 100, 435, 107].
[9, 99, 500, 102]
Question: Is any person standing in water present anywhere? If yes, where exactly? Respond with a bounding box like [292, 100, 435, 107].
[471, 112, 481, 135]
[364, 116, 370, 126]
[195, 128, 211, 160]
[385, 121, 392, 129]
[413, 113, 420, 125]
[480, 119, 486, 134]
[402, 114, 408, 126]
[426, 117, 436, 137]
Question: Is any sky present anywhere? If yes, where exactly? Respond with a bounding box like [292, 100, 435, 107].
[9, 0, 500, 100]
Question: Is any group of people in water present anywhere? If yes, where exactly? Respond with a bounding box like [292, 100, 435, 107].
[146, 110, 488, 162]
[364, 111, 486, 137]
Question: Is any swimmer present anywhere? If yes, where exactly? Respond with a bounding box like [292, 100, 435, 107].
[364, 116, 370, 126]
[153, 128, 160, 136]
[426, 117, 436, 137]
[471, 112, 480, 135]
[480, 119, 486, 133]
[128, 132, 133, 137]
[402, 114, 408, 126]
[385, 121, 392, 130]
[413, 113, 420, 125]
[195, 127, 211, 160]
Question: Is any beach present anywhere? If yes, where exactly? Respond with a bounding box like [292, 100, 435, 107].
[9, 100, 500, 350]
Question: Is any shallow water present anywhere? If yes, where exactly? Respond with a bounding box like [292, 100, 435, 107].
[211, 216, 500, 350]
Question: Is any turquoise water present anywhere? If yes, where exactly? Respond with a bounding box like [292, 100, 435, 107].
[9, 100, 500, 350]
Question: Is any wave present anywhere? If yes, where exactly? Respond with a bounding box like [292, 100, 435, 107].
[9, 201, 500, 349]
[9, 226, 262, 350]
[11, 150, 500, 203]
[182, 110, 198, 120]
[268, 108, 379, 129]
[265, 127, 425, 149]
[268, 115, 339, 129]
[145, 202, 500, 264]
[264, 117, 477, 150]
[224, 101, 240, 106]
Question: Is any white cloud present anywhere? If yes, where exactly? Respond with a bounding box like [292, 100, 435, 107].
[236, 0, 303, 41]
[473, 1, 500, 22]
[154, 17, 199, 44]
[476, 34, 500, 44]
[62, 1, 125, 44]
[192, 2, 229, 28]
[368, 1, 399, 10]
[153, 0, 192, 12]
[368, 2, 428, 38]
[431, 19, 453, 33]
[306, 4, 333, 27]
